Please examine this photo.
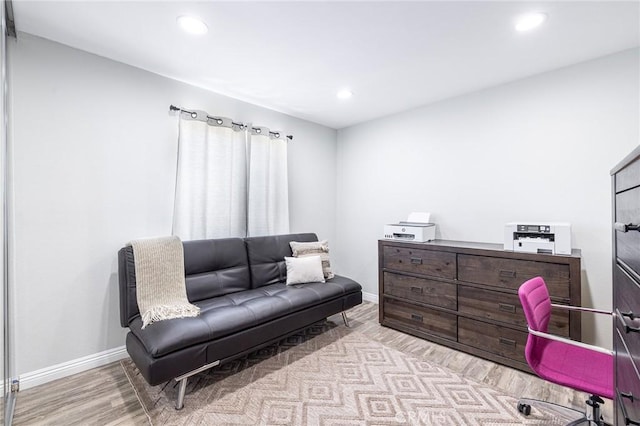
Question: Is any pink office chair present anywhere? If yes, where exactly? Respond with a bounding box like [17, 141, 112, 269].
[518, 277, 614, 425]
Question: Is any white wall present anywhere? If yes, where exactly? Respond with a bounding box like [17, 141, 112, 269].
[9, 33, 337, 376]
[335, 48, 640, 348]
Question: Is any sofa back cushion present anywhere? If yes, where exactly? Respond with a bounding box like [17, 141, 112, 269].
[118, 237, 250, 326]
[244, 233, 318, 288]
[183, 238, 251, 302]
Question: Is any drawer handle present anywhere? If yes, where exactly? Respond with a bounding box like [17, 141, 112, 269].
[499, 303, 516, 313]
[615, 222, 640, 233]
[621, 391, 635, 402]
[616, 308, 640, 333]
[625, 324, 640, 334]
[410, 257, 423, 265]
[411, 313, 423, 322]
[499, 337, 516, 347]
[499, 270, 516, 278]
[411, 286, 424, 294]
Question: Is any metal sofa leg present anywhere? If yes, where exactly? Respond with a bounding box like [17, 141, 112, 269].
[173, 359, 221, 410]
[176, 378, 188, 410]
[342, 311, 351, 327]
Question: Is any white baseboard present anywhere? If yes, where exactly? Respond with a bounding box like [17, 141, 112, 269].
[18, 345, 128, 391]
[362, 291, 379, 304]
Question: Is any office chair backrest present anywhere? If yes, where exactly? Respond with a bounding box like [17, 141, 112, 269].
[518, 276, 552, 369]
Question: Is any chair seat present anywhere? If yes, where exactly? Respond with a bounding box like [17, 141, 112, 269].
[532, 339, 614, 400]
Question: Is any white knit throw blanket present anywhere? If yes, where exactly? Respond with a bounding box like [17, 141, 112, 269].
[129, 236, 200, 329]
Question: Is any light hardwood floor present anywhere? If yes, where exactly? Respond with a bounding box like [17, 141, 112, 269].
[11, 301, 612, 425]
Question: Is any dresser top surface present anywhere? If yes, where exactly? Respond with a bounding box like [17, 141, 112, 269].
[379, 238, 581, 259]
[611, 145, 640, 175]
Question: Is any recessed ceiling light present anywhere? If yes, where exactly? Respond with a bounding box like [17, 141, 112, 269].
[515, 12, 547, 32]
[177, 15, 208, 35]
[337, 89, 353, 99]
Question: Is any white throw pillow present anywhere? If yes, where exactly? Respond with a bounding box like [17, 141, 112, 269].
[285, 255, 325, 285]
[289, 240, 335, 280]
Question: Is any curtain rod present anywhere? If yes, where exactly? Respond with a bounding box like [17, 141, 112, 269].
[169, 105, 293, 141]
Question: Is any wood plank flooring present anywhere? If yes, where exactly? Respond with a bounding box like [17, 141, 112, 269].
[11, 301, 612, 425]
[11, 361, 147, 425]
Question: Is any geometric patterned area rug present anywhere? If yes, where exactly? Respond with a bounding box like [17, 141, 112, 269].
[121, 321, 571, 426]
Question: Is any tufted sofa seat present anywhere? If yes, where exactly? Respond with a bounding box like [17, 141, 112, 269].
[118, 233, 362, 409]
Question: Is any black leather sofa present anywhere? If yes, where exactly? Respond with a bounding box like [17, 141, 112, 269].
[118, 233, 362, 409]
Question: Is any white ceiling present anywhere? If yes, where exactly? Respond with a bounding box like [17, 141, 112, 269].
[11, 1, 640, 129]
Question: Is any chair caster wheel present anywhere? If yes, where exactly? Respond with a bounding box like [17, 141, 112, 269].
[517, 402, 531, 416]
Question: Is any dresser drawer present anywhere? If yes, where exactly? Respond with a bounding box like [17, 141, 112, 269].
[383, 246, 456, 279]
[458, 317, 528, 364]
[383, 272, 456, 310]
[616, 187, 640, 276]
[458, 285, 570, 336]
[458, 254, 570, 299]
[382, 297, 457, 341]
[615, 312, 640, 366]
[614, 266, 640, 361]
[615, 328, 640, 426]
[614, 265, 640, 326]
[615, 155, 640, 193]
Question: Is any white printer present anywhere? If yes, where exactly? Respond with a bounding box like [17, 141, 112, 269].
[504, 222, 571, 255]
[383, 212, 436, 243]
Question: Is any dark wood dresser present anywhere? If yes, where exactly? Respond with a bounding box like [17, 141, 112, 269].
[612, 146, 640, 426]
[378, 239, 581, 373]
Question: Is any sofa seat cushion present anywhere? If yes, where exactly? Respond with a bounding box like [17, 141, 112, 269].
[129, 275, 361, 358]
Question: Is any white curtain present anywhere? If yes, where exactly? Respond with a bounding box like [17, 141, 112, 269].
[172, 113, 289, 240]
[173, 118, 248, 240]
[248, 129, 289, 236]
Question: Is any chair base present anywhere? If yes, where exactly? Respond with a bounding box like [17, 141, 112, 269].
[517, 395, 611, 426]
